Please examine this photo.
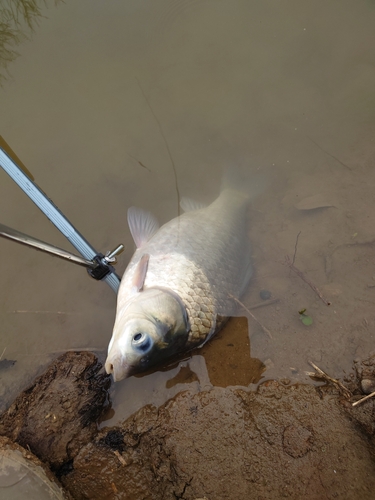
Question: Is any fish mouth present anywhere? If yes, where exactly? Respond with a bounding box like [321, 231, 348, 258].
[105, 355, 137, 382]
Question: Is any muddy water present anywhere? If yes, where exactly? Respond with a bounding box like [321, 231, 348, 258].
[0, 0, 375, 427]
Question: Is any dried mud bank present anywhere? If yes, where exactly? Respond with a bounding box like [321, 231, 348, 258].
[1, 352, 375, 500]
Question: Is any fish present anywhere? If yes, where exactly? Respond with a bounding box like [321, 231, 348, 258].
[105, 185, 253, 381]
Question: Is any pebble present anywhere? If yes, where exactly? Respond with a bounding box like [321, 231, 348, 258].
[260, 289, 272, 300]
[361, 379, 375, 394]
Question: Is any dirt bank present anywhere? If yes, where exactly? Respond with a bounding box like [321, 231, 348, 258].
[1, 352, 375, 499]
[61, 381, 375, 500]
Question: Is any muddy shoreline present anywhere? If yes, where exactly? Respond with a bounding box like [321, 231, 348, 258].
[1, 351, 375, 499]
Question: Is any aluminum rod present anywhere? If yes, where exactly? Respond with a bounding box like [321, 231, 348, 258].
[0, 223, 96, 268]
[0, 147, 121, 293]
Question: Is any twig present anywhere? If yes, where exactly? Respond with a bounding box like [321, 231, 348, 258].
[127, 153, 151, 172]
[114, 450, 127, 466]
[136, 78, 181, 215]
[248, 298, 280, 310]
[308, 137, 352, 171]
[352, 391, 375, 407]
[230, 294, 272, 339]
[0, 347, 6, 360]
[10, 310, 75, 315]
[284, 255, 331, 306]
[292, 231, 301, 264]
[306, 361, 351, 399]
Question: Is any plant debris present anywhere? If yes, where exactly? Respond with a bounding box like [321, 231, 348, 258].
[305, 361, 351, 399]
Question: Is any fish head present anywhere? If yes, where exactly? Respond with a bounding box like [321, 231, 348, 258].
[105, 288, 190, 381]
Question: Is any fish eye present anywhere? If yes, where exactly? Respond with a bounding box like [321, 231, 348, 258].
[132, 332, 151, 352]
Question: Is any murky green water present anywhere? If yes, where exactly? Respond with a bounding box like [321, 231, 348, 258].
[1, 0, 375, 423]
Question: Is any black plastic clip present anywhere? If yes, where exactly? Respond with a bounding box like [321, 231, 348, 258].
[87, 254, 116, 281]
[87, 244, 124, 281]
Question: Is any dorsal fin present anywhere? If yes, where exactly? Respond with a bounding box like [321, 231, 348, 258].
[180, 197, 207, 213]
[127, 206, 159, 248]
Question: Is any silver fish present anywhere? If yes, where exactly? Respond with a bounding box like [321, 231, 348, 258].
[105, 187, 252, 381]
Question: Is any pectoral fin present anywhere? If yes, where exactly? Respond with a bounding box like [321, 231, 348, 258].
[131, 254, 150, 293]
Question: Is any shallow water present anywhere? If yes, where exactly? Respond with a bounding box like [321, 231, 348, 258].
[0, 0, 375, 423]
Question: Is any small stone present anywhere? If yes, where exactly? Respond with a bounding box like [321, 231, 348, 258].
[260, 289, 272, 300]
[361, 379, 375, 394]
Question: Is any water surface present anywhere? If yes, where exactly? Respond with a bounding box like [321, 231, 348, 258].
[1, 0, 375, 423]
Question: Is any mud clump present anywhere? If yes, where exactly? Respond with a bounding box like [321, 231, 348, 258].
[0, 351, 110, 471]
[61, 381, 375, 500]
[1, 352, 375, 499]
[282, 423, 314, 458]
